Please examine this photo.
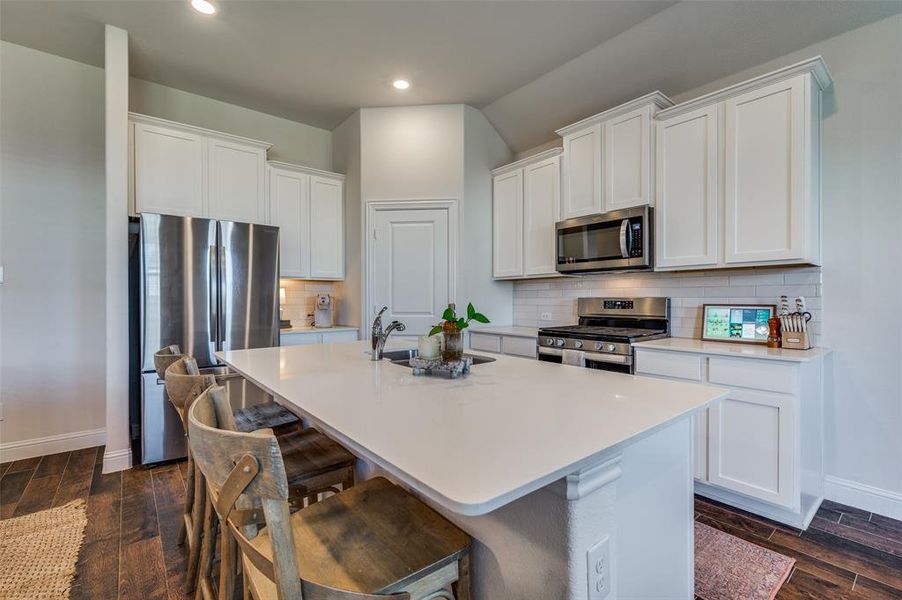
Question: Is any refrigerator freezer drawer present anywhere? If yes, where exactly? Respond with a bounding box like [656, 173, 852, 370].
[141, 372, 187, 464]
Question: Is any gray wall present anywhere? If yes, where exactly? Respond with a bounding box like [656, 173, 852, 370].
[129, 77, 333, 170]
[0, 41, 107, 444]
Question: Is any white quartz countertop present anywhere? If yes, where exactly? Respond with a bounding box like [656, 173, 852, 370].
[280, 325, 358, 335]
[218, 340, 727, 516]
[634, 337, 831, 363]
[468, 325, 539, 338]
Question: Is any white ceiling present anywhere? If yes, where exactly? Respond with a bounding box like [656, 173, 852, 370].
[0, 0, 675, 128]
[2, 1, 900, 152]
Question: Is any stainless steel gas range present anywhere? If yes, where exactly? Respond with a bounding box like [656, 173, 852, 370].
[537, 297, 670, 373]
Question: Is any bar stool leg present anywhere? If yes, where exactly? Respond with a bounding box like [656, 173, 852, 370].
[453, 549, 471, 600]
[185, 465, 206, 593]
[178, 448, 195, 547]
[218, 522, 237, 600]
[196, 491, 218, 600]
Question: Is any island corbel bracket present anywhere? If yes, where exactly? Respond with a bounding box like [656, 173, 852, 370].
[559, 454, 623, 500]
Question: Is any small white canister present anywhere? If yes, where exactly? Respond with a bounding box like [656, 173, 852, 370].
[418, 335, 441, 360]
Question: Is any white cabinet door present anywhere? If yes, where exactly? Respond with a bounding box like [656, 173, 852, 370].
[269, 167, 310, 278]
[655, 105, 720, 269]
[523, 157, 560, 276]
[321, 330, 359, 343]
[281, 333, 322, 346]
[133, 122, 205, 217]
[492, 170, 524, 278]
[561, 124, 602, 219]
[724, 75, 807, 264]
[708, 389, 797, 509]
[208, 137, 267, 224]
[693, 409, 709, 482]
[309, 176, 344, 280]
[604, 106, 651, 211]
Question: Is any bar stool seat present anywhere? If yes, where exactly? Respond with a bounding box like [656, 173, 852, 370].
[235, 401, 303, 434]
[279, 428, 357, 496]
[242, 477, 469, 600]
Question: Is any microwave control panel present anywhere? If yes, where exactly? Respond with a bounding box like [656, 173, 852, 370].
[629, 222, 643, 257]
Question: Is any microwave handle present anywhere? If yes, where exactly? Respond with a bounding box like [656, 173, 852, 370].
[619, 219, 630, 258]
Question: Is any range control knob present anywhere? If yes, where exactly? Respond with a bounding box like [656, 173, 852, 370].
[555, 339, 565, 347]
[545, 338, 555, 345]
[594, 342, 604, 351]
[607, 343, 616, 352]
[574, 340, 583, 349]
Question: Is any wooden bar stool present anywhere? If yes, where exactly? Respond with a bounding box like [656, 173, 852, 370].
[164, 357, 357, 598]
[188, 384, 472, 600]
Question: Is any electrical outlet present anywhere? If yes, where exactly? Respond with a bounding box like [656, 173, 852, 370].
[587, 536, 611, 599]
[540, 312, 553, 321]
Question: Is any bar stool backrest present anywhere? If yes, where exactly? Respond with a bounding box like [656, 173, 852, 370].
[154, 345, 183, 379]
[164, 356, 216, 429]
[187, 386, 409, 600]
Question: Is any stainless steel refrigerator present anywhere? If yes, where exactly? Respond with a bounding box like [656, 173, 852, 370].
[132, 213, 279, 464]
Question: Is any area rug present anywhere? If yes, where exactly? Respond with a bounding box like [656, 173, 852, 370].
[0, 499, 88, 600]
[695, 521, 795, 600]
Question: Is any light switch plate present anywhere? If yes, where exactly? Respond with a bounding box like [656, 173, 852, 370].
[540, 312, 553, 320]
[0, 266, 4, 284]
[587, 536, 611, 599]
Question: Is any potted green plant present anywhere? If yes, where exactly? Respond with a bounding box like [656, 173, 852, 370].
[429, 302, 490, 362]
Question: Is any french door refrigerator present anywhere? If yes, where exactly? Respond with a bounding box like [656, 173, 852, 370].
[132, 213, 279, 464]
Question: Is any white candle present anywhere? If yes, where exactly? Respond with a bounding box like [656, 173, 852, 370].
[418, 335, 441, 360]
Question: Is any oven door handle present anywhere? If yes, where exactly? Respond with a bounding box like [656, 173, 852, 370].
[619, 219, 630, 258]
[537, 346, 633, 366]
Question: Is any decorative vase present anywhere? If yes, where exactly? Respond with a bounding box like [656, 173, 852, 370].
[442, 325, 464, 362]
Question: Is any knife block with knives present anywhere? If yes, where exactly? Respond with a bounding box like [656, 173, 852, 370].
[779, 295, 813, 350]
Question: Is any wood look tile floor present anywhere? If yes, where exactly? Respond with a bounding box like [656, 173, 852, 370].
[2, 447, 901, 599]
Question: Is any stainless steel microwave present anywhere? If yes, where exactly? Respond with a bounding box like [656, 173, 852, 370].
[556, 206, 653, 274]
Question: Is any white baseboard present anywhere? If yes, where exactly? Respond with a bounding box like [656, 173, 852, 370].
[102, 448, 132, 474]
[0, 428, 107, 462]
[824, 475, 902, 520]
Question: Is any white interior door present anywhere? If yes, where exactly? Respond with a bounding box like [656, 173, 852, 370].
[372, 206, 450, 336]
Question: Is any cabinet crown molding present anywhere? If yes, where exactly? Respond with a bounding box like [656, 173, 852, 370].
[267, 160, 346, 180]
[491, 147, 562, 176]
[128, 112, 273, 150]
[555, 91, 674, 137]
[657, 56, 833, 120]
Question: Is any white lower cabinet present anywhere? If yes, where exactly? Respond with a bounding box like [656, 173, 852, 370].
[635, 343, 825, 529]
[281, 328, 358, 346]
[708, 388, 796, 509]
[468, 330, 537, 359]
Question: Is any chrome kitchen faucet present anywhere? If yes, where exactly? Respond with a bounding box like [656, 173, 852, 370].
[371, 306, 406, 361]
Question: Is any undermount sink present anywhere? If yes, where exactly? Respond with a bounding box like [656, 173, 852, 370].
[382, 349, 496, 366]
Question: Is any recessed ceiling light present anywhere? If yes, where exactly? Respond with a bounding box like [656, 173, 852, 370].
[392, 79, 411, 91]
[191, 0, 216, 15]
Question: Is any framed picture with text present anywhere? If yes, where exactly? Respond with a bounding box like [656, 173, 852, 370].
[701, 304, 776, 345]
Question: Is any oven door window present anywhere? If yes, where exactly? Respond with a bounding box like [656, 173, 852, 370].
[558, 220, 626, 264]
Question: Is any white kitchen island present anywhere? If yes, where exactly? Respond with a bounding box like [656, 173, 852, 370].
[218, 341, 728, 600]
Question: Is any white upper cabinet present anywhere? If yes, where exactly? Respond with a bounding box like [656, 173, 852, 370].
[724, 76, 808, 264]
[604, 105, 653, 212]
[492, 169, 524, 278]
[559, 124, 602, 219]
[268, 163, 345, 280]
[133, 120, 206, 217]
[491, 149, 562, 280]
[655, 105, 720, 269]
[557, 92, 673, 220]
[207, 136, 267, 224]
[130, 113, 271, 223]
[654, 58, 831, 271]
[523, 155, 561, 276]
[308, 175, 345, 280]
[268, 165, 310, 278]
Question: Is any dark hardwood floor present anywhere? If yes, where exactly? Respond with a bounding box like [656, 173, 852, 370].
[2, 447, 901, 599]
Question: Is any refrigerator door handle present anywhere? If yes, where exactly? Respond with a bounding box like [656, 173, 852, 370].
[209, 245, 218, 343]
[219, 245, 227, 350]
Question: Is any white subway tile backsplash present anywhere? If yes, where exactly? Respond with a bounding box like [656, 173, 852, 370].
[511, 267, 824, 340]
